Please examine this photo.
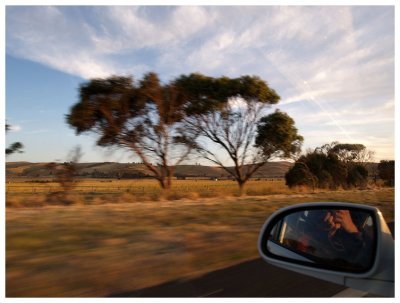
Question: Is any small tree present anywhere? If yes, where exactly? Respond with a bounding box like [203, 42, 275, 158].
[176, 74, 303, 195]
[285, 142, 372, 190]
[328, 142, 374, 188]
[46, 146, 83, 204]
[6, 142, 24, 156]
[330, 143, 375, 165]
[5, 124, 24, 156]
[347, 164, 369, 188]
[378, 160, 395, 186]
[286, 151, 347, 190]
[285, 161, 317, 189]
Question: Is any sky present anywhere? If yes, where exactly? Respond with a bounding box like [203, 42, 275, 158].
[4, 5, 395, 164]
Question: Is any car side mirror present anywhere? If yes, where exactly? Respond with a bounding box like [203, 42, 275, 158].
[258, 202, 394, 297]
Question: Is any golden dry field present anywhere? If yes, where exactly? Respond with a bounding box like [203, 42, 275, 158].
[5, 178, 394, 297]
[6, 179, 291, 206]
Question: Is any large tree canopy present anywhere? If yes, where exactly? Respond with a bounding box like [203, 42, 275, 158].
[68, 72, 302, 194]
[175, 73, 280, 115]
[174, 73, 302, 195]
[67, 73, 196, 190]
[255, 110, 304, 160]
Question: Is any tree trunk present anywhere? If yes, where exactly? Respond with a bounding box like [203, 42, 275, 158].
[158, 174, 173, 200]
[166, 166, 174, 190]
[238, 180, 246, 197]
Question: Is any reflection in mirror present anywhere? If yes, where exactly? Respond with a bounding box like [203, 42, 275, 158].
[266, 208, 376, 273]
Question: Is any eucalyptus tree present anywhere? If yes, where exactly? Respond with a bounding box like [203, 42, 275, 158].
[175, 73, 303, 195]
[68, 72, 303, 195]
[67, 73, 197, 191]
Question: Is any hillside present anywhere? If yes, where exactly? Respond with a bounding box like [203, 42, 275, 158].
[6, 161, 293, 179]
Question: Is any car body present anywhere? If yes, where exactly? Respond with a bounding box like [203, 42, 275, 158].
[258, 202, 394, 297]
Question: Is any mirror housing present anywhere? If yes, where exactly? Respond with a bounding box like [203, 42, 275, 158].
[258, 202, 394, 297]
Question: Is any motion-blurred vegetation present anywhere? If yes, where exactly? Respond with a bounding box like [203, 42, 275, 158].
[6, 188, 394, 297]
[5, 123, 24, 156]
[66, 73, 302, 195]
[6, 179, 290, 207]
[285, 141, 377, 190]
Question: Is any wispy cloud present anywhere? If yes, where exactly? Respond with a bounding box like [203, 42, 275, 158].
[6, 6, 214, 79]
[6, 6, 117, 78]
[6, 6, 394, 160]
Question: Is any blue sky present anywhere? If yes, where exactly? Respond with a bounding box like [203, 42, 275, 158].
[5, 5, 395, 163]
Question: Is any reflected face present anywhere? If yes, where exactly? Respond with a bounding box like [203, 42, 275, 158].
[265, 208, 376, 273]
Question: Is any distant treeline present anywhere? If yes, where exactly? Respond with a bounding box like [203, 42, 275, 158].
[285, 142, 394, 189]
[6, 161, 292, 180]
[79, 171, 150, 179]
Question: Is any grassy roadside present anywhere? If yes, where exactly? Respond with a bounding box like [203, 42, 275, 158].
[6, 188, 394, 297]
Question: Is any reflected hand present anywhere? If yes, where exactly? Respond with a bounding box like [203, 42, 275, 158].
[324, 212, 341, 237]
[333, 210, 359, 234]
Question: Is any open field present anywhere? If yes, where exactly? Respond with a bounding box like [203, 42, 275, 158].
[6, 179, 291, 207]
[6, 187, 394, 297]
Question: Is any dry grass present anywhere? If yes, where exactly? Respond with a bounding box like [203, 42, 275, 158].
[6, 178, 385, 208]
[6, 178, 288, 192]
[6, 187, 394, 297]
[6, 179, 290, 207]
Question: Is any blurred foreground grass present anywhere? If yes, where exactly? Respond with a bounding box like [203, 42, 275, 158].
[6, 188, 394, 297]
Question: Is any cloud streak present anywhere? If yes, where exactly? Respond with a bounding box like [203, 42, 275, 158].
[5, 5, 394, 161]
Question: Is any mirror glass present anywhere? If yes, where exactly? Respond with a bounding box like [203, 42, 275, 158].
[265, 207, 376, 273]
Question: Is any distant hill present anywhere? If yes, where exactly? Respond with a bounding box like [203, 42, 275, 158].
[6, 161, 294, 179]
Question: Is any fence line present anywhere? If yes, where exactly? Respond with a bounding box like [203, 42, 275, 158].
[6, 179, 285, 194]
